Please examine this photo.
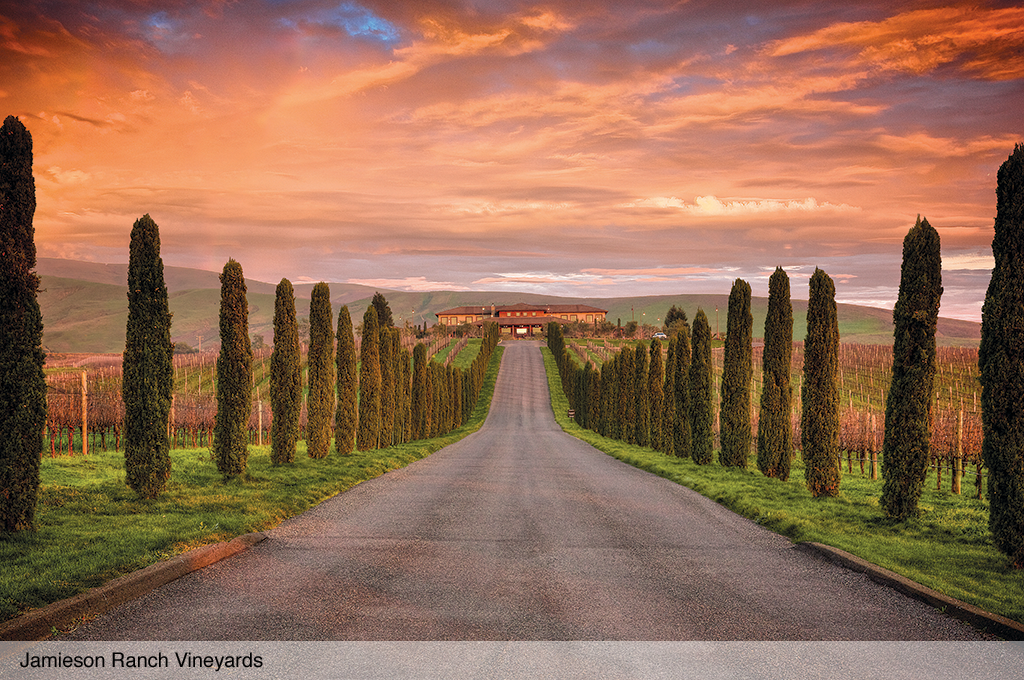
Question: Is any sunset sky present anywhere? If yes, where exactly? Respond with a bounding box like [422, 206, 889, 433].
[4, 0, 1023, 321]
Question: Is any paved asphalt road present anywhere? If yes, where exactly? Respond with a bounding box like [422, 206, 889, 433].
[66, 341, 988, 641]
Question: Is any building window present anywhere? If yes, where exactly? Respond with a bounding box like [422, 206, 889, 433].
[587, 315, 593, 322]
[571, 315, 577, 321]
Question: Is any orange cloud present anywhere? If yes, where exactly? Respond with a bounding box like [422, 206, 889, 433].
[767, 6, 1024, 80]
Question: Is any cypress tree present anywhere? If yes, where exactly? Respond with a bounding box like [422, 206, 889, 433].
[306, 282, 334, 459]
[357, 306, 382, 450]
[402, 351, 413, 442]
[673, 322, 692, 458]
[214, 259, 252, 478]
[122, 214, 174, 497]
[379, 328, 397, 447]
[334, 305, 357, 454]
[802, 268, 841, 497]
[600, 356, 618, 439]
[689, 309, 714, 465]
[648, 338, 664, 451]
[619, 345, 636, 444]
[980, 144, 1024, 566]
[424, 358, 437, 438]
[587, 361, 601, 432]
[757, 267, 794, 480]
[881, 218, 943, 519]
[635, 344, 650, 446]
[412, 343, 428, 440]
[0, 116, 46, 531]
[720, 279, 753, 468]
[662, 336, 677, 454]
[271, 279, 302, 464]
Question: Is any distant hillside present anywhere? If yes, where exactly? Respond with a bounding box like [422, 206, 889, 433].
[34, 258, 980, 354]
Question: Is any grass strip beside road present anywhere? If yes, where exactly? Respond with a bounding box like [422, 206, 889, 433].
[540, 347, 1024, 627]
[0, 345, 504, 626]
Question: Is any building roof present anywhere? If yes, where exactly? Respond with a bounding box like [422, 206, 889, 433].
[435, 302, 607, 318]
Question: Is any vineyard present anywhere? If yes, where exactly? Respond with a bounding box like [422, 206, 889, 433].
[42, 332, 465, 458]
[563, 338, 984, 497]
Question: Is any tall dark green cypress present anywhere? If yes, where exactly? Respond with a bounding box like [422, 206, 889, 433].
[587, 361, 601, 432]
[334, 305, 357, 454]
[600, 356, 619, 439]
[881, 218, 943, 519]
[0, 116, 46, 531]
[662, 336, 677, 455]
[271, 279, 302, 464]
[306, 283, 334, 459]
[980, 144, 1024, 566]
[720, 279, 753, 468]
[122, 215, 173, 497]
[214, 259, 252, 478]
[379, 328, 397, 447]
[648, 338, 664, 451]
[802, 268, 841, 497]
[689, 309, 714, 465]
[635, 343, 650, 446]
[673, 322, 692, 458]
[757, 267, 793, 480]
[412, 343, 428, 440]
[357, 306, 382, 450]
[619, 345, 636, 444]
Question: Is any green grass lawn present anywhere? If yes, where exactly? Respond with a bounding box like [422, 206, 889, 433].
[0, 346, 504, 625]
[540, 346, 1024, 627]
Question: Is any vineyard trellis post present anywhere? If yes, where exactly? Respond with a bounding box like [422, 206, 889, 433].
[80, 369, 88, 457]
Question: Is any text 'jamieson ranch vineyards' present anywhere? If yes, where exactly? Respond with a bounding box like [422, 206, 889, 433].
[20, 650, 264, 670]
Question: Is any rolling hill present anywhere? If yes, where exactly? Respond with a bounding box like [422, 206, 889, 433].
[35, 258, 981, 354]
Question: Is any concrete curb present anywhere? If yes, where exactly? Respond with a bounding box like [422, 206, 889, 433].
[797, 541, 1024, 640]
[0, 531, 267, 641]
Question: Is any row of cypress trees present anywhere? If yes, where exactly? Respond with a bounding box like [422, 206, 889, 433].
[265, 286, 500, 464]
[549, 267, 845, 498]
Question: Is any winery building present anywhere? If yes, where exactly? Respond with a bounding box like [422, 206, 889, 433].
[436, 302, 608, 337]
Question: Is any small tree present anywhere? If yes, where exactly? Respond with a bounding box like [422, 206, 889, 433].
[881, 218, 943, 520]
[689, 309, 714, 465]
[0, 116, 46, 531]
[122, 214, 174, 497]
[371, 292, 394, 329]
[357, 306, 382, 450]
[214, 259, 252, 478]
[271, 278, 302, 464]
[306, 282, 334, 459]
[664, 305, 688, 331]
[802, 268, 841, 497]
[720, 279, 752, 468]
[757, 267, 793, 480]
[981, 144, 1024, 566]
[334, 305, 357, 454]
